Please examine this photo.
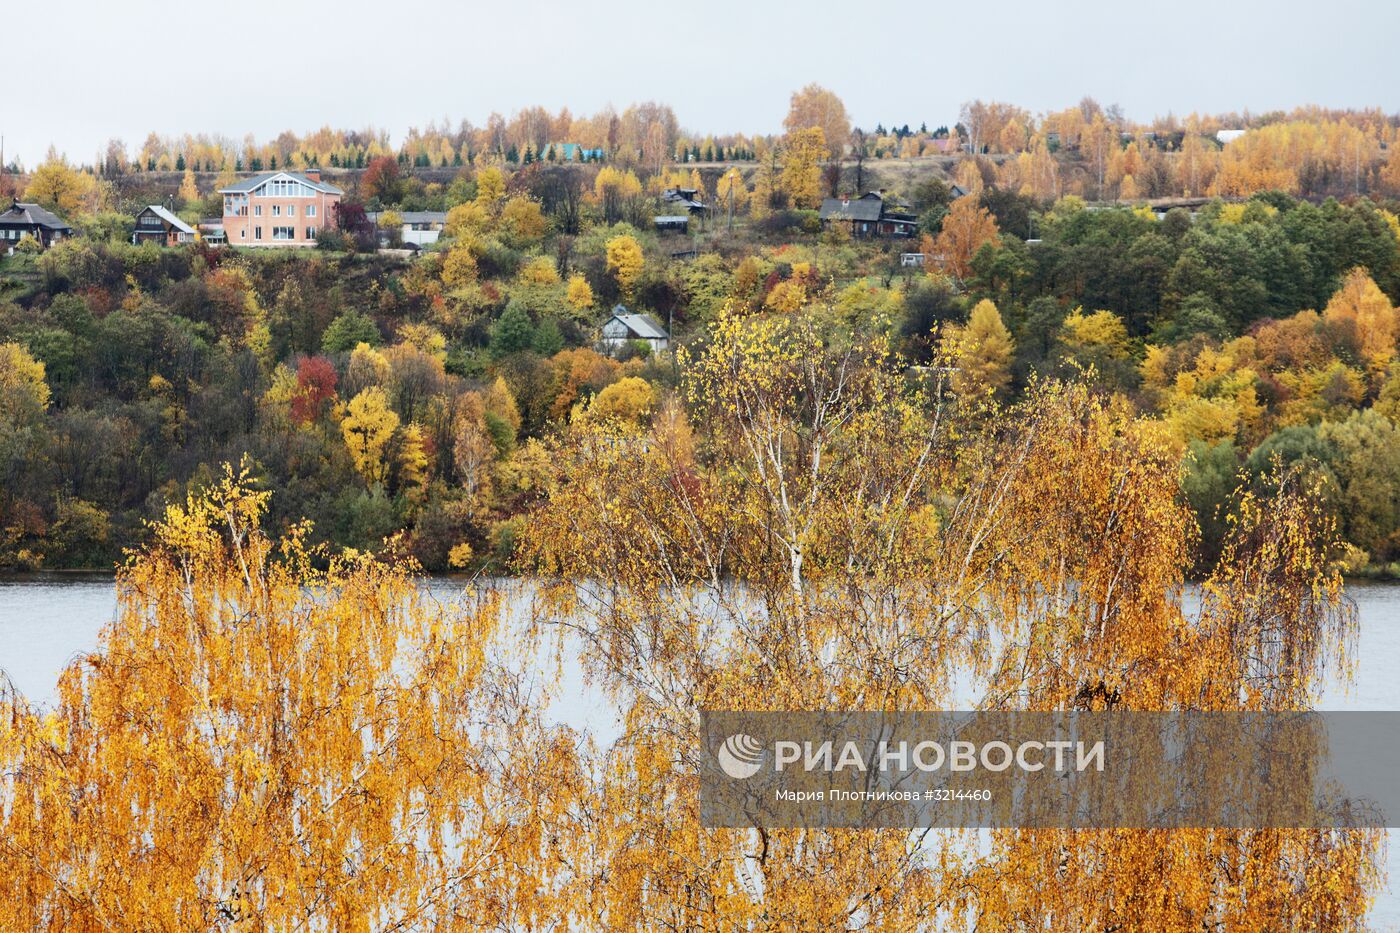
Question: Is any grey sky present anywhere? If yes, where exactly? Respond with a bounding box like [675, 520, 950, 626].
[5, 0, 1397, 168]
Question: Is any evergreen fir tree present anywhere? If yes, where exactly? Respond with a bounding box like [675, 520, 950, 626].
[176, 153, 186, 171]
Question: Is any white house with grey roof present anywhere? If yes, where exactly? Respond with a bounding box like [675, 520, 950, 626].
[367, 210, 448, 247]
[601, 305, 669, 353]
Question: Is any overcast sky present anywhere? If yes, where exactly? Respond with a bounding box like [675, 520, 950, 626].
[5, 0, 1397, 167]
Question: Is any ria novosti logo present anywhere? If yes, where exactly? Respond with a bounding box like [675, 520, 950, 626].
[716, 733, 765, 779]
[713, 732, 1107, 779]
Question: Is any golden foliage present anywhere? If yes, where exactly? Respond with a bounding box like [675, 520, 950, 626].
[1322, 268, 1398, 384]
[588, 376, 658, 424]
[23, 157, 98, 216]
[518, 311, 1379, 928]
[0, 342, 51, 420]
[440, 246, 479, 289]
[783, 83, 850, 156]
[935, 195, 1000, 278]
[947, 298, 1014, 397]
[519, 255, 561, 286]
[0, 465, 577, 929]
[779, 126, 827, 209]
[605, 234, 644, 299]
[565, 273, 595, 314]
[341, 386, 400, 483]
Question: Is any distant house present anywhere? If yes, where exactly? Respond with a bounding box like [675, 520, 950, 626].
[132, 205, 197, 246]
[818, 192, 918, 238]
[654, 214, 689, 234]
[218, 169, 343, 247]
[662, 187, 708, 213]
[368, 210, 448, 247]
[900, 252, 925, 267]
[601, 305, 669, 353]
[0, 200, 73, 252]
[1216, 129, 1247, 145]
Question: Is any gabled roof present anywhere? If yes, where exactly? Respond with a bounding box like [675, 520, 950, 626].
[0, 201, 72, 230]
[819, 194, 884, 222]
[140, 205, 197, 235]
[608, 306, 668, 340]
[366, 210, 448, 225]
[218, 171, 343, 195]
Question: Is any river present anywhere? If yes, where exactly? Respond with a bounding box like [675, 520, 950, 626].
[2, 575, 1397, 928]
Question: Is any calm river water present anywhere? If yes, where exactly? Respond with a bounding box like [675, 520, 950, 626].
[2, 576, 1398, 928]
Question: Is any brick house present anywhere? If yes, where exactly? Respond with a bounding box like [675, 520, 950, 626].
[218, 169, 342, 247]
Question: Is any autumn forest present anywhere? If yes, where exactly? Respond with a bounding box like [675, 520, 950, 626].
[1, 84, 1399, 928]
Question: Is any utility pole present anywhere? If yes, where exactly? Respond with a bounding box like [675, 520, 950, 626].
[727, 168, 735, 235]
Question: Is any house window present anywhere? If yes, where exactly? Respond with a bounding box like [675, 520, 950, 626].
[272, 226, 294, 240]
[255, 226, 263, 240]
[239, 229, 245, 239]
[272, 205, 281, 216]
[286, 205, 295, 217]
[306, 226, 317, 240]
[254, 205, 262, 217]
[306, 205, 316, 217]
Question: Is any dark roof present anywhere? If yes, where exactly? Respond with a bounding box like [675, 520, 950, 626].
[0, 201, 72, 230]
[218, 171, 343, 195]
[662, 188, 707, 211]
[819, 193, 884, 222]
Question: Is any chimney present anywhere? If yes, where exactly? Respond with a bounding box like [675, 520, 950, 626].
[304, 168, 321, 183]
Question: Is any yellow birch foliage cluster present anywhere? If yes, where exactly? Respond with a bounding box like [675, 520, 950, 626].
[520, 303, 1379, 930]
[0, 464, 585, 930]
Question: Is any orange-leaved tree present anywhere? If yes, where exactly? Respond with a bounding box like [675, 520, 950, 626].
[520, 301, 1381, 930]
[0, 463, 585, 930]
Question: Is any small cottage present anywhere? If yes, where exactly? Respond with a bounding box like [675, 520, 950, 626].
[818, 192, 918, 238]
[0, 201, 73, 252]
[601, 305, 669, 354]
[132, 205, 197, 246]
